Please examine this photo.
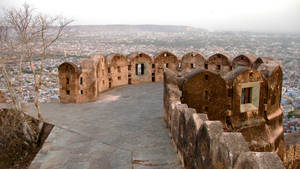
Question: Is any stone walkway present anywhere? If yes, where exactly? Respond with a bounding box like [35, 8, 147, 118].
[28, 83, 182, 169]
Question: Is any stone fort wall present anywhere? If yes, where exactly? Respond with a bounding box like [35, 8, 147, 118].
[58, 51, 299, 168]
[163, 69, 286, 169]
[58, 51, 277, 103]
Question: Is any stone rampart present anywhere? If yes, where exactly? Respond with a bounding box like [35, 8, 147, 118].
[163, 69, 286, 169]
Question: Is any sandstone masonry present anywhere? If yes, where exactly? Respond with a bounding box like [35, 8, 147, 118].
[58, 51, 298, 168]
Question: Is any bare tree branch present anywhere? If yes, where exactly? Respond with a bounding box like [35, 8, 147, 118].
[1, 3, 72, 143]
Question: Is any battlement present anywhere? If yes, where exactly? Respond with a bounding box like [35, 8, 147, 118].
[58, 51, 284, 153]
[57, 51, 300, 168]
[163, 69, 285, 169]
[58, 51, 280, 103]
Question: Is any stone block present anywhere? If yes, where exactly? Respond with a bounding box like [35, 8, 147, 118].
[234, 152, 285, 169]
[217, 132, 249, 169]
[194, 121, 223, 169]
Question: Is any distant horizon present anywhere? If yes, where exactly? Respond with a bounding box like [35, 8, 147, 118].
[66, 24, 300, 34]
[1, 0, 300, 34]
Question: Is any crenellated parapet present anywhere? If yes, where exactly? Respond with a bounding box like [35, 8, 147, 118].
[58, 51, 280, 103]
[56, 51, 299, 168]
[163, 69, 285, 169]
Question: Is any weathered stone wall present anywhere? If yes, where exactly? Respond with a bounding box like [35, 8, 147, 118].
[58, 52, 240, 104]
[163, 69, 285, 169]
[181, 52, 206, 76]
[77, 59, 98, 103]
[182, 66, 285, 155]
[58, 52, 282, 106]
[266, 66, 283, 119]
[106, 53, 129, 88]
[207, 53, 232, 75]
[58, 62, 80, 103]
[182, 69, 230, 124]
[229, 69, 265, 126]
[232, 54, 257, 68]
[56, 52, 298, 168]
[154, 51, 179, 82]
[93, 55, 109, 93]
[127, 52, 153, 84]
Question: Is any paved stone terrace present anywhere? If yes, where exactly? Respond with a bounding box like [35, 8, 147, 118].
[28, 83, 182, 169]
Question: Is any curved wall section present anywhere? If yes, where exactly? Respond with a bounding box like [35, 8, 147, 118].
[127, 52, 153, 84]
[57, 51, 294, 168]
[182, 69, 229, 122]
[181, 52, 206, 76]
[58, 51, 273, 104]
[163, 69, 285, 169]
[154, 51, 179, 82]
[58, 62, 81, 103]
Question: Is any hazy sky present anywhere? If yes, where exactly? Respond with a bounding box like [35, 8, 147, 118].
[1, 0, 300, 33]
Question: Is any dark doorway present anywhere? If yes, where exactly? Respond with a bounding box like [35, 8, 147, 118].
[152, 73, 155, 82]
[226, 116, 233, 131]
[109, 78, 112, 88]
[128, 78, 131, 85]
[204, 63, 208, 69]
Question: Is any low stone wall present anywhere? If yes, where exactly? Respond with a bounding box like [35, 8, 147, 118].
[163, 69, 285, 169]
